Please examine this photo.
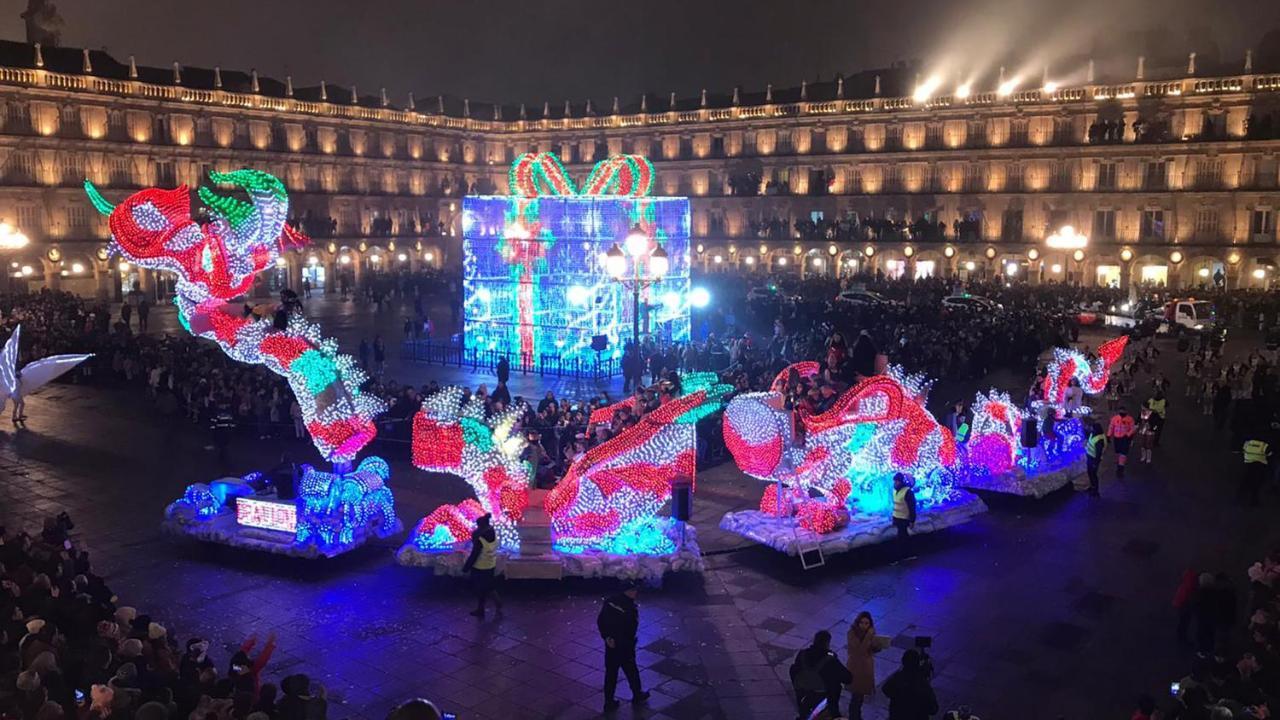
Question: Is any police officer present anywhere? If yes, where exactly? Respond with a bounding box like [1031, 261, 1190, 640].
[1145, 391, 1167, 447]
[462, 514, 501, 618]
[1085, 422, 1108, 498]
[892, 473, 917, 541]
[1241, 432, 1272, 506]
[598, 583, 649, 712]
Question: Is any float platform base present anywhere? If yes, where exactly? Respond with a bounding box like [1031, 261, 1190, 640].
[718, 492, 987, 557]
[395, 521, 703, 585]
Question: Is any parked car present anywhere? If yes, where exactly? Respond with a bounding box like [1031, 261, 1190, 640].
[835, 290, 894, 306]
[941, 294, 1001, 312]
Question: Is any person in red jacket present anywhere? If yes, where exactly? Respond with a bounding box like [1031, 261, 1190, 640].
[1108, 409, 1137, 478]
[228, 632, 277, 700]
[1173, 569, 1199, 647]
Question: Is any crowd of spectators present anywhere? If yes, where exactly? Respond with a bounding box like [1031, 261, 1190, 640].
[748, 213, 986, 244]
[0, 512, 336, 720]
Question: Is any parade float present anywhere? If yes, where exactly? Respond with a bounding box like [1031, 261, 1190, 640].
[84, 170, 400, 558]
[460, 152, 691, 374]
[397, 373, 728, 581]
[957, 336, 1128, 498]
[396, 153, 708, 581]
[720, 363, 987, 556]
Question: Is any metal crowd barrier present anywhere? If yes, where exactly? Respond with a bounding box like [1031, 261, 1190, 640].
[399, 340, 620, 379]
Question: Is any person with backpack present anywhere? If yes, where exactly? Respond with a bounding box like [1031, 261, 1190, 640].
[790, 630, 851, 719]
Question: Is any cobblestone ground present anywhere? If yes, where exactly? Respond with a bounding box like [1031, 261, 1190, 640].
[1, 298, 1274, 719]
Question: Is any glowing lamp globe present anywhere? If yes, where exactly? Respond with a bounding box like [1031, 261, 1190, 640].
[605, 244, 627, 279]
[649, 245, 669, 278]
[624, 225, 649, 258]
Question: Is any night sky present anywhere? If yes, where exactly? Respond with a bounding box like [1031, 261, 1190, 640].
[3, 0, 1278, 104]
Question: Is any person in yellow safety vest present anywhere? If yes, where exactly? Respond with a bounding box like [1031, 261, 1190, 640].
[462, 513, 502, 618]
[1240, 434, 1272, 507]
[891, 473, 917, 541]
[1107, 409, 1137, 478]
[1085, 422, 1108, 498]
[1145, 391, 1167, 447]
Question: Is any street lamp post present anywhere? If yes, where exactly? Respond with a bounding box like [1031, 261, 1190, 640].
[606, 224, 669, 350]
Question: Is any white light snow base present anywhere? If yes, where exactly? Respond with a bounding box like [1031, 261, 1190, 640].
[718, 492, 988, 556]
[395, 521, 704, 584]
[162, 505, 403, 560]
[960, 456, 1086, 498]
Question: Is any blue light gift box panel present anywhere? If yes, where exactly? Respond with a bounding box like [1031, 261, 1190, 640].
[461, 196, 691, 369]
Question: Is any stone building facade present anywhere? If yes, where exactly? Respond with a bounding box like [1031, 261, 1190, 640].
[1, 40, 1279, 297]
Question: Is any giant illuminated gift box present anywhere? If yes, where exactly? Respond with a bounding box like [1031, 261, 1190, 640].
[461, 176, 691, 371]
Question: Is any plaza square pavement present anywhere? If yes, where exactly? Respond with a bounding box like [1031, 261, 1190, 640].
[1, 296, 1276, 719]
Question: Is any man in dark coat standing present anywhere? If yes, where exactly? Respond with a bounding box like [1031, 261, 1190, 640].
[597, 584, 649, 712]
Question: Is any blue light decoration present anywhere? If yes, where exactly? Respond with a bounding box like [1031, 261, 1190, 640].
[295, 457, 398, 550]
[166, 457, 399, 556]
[462, 154, 691, 373]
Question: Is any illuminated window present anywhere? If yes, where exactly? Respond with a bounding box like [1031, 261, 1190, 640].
[1140, 209, 1166, 241]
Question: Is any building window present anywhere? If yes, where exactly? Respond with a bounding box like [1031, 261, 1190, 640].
[1092, 209, 1116, 239]
[110, 157, 132, 186]
[776, 131, 793, 154]
[1096, 162, 1117, 191]
[1001, 208, 1023, 241]
[66, 205, 89, 231]
[17, 206, 42, 235]
[1140, 209, 1165, 240]
[7, 151, 34, 183]
[1143, 160, 1168, 190]
[155, 161, 176, 186]
[1195, 208, 1219, 237]
[1251, 208, 1275, 241]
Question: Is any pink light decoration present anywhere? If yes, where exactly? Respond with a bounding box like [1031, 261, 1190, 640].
[724, 363, 960, 531]
[544, 390, 705, 546]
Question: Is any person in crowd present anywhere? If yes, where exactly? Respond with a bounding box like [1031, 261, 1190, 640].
[1136, 408, 1156, 465]
[881, 649, 938, 720]
[845, 612, 882, 720]
[461, 514, 501, 618]
[597, 583, 648, 712]
[790, 629, 851, 719]
[1085, 421, 1107, 498]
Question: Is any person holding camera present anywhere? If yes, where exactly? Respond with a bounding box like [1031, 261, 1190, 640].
[882, 648, 938, 720]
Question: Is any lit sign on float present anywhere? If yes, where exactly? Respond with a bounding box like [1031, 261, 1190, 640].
[236, 498, 298, 533]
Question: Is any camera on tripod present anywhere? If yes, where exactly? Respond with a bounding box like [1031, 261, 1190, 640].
[914, 636, 934, 678]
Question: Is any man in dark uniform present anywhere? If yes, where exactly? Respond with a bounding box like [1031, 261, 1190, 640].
[597, 583, 649, 712]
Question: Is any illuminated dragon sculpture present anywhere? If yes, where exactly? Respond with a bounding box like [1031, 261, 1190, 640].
[1040, 336, 1129, 411]
[723, 365, 960, 533]
[408, 373, 729, 555]
[85, 171, 381, 461]
[409, 387, 532, 551]
[87, 170, 398, 554]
